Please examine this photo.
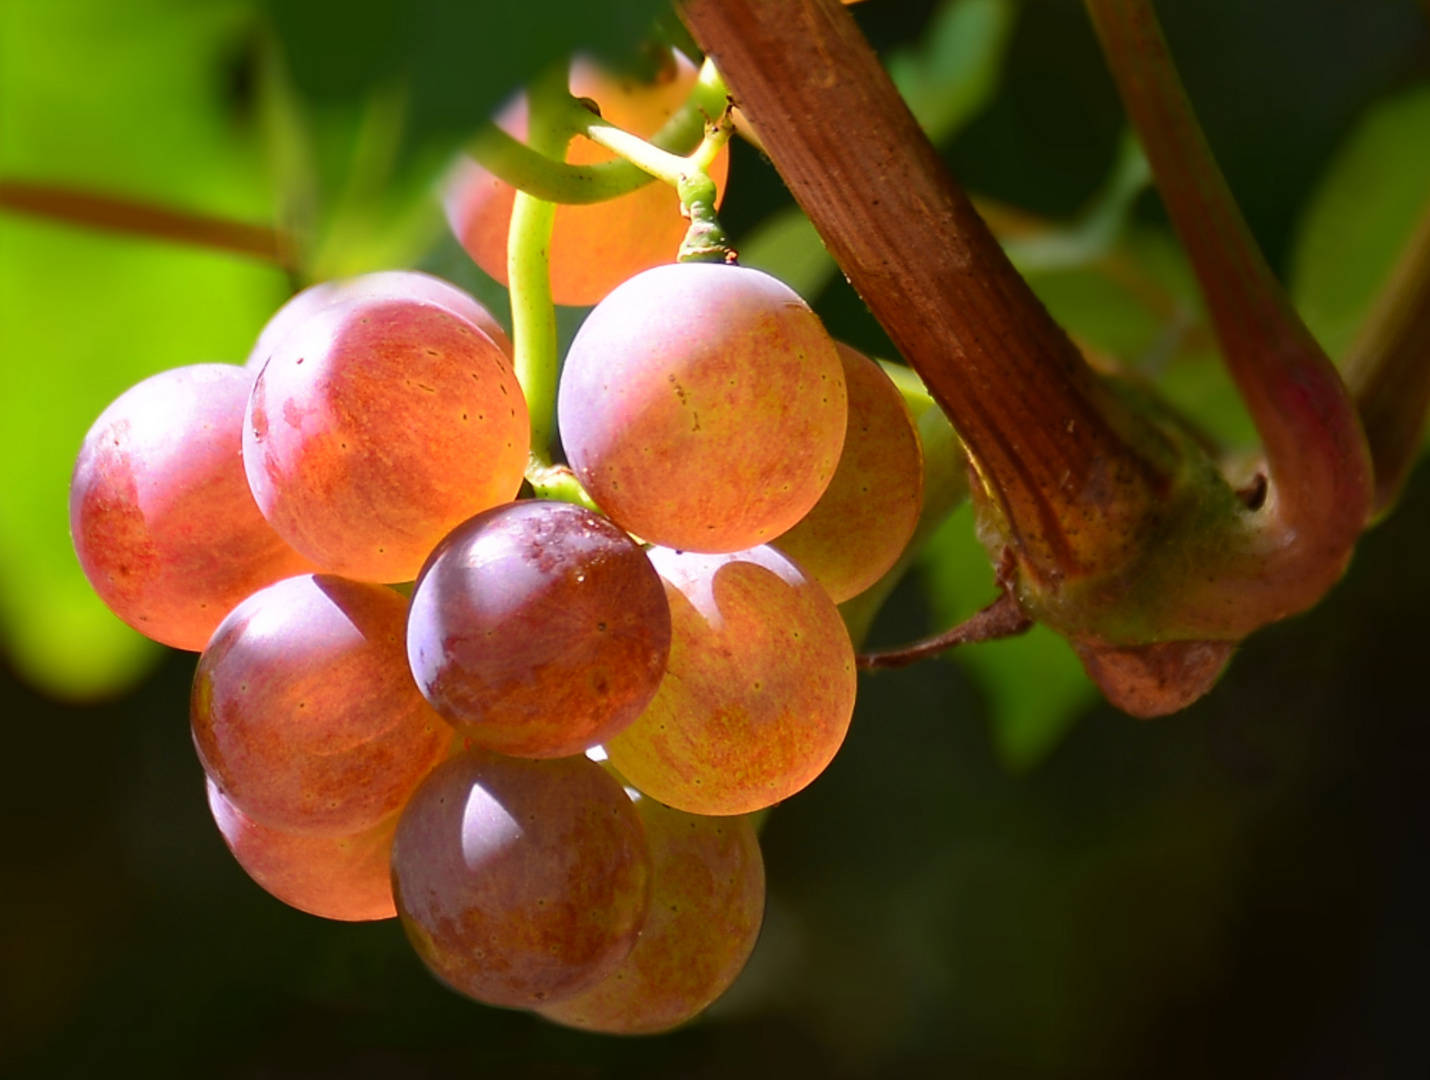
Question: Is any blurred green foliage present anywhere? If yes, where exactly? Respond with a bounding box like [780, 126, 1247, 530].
[0, 0, 662, 699]
[2, 0, 1430, 1073]
[1291, 84, 1430, 363]
[0, 0, 289, 697]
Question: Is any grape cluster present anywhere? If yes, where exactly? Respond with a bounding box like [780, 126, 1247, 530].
[69, 57, 925, 1036]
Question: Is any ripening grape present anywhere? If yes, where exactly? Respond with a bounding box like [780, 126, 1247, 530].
[245, 269, 513, 372]
[772, 343, 924, 602]
[445, 50, 730, 307]
[407, 500, 672, 759]
[206, 778, 398, 922]
[537, 794, 765, 1034]
[243, 296, 529, 582]
[70, 363, 317, 651]
[606, 545, 857, 816]
[392, 749, 652, 1008]
[558, 263, 847, 553]
[191, 574, 451, 837]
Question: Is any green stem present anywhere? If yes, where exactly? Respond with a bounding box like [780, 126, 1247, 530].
[565, 94, 737, 263]
[0, 179, 291, 267]
[1084, 0, 1372, 576]
[508, 65, 571, 468]
[526, 461, 601, 510]
[469, 58, 730, 205]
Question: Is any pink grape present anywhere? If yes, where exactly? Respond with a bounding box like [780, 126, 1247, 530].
[245, 270, 512, 372]
[191, 574, 451, 836]
[558, 263, 847, 553]
[69, 363, 317, 651]
[606, 545, 857, 816]
[773, 344, 924, 602]
[243, 296, 529, 582]
[407, 500, 671, 759]
[538, 795, 765, 1034]
[392, 749, 652, 1008]
[206, 778, 398, 922]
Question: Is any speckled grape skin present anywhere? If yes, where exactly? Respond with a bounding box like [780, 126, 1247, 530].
[392, 750, 652, 1009]
[606, 545, 857, 816]
[538, 796, 765, 1034]
[245, 270, 512, 372]
[244, 296, 528, 582]
[191, 574, 451, 836]
[69, 363, 318, 651]
[445, 52, 729, 308]
[206, 779, 398, 922]
[773, 343, 924, 602]
[407, 501, 672, 759]
[558, 263, 847, 553]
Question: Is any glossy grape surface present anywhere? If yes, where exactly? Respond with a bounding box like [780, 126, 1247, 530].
[392, 750, 652, 1008]
[407, 501, 671, 759]
[244, 296, 529, 582]
[207, 778, 398, 922]
[245, 270, 513, 372]
[70, 363, 316, 650]
[192, 574, 451, 836]
[445, 51, 730, 308]
[558, 263, 847, 553]
[607, 545, 857, 815]
[773, 343, 924, 602]
[538, 795, 765, 1034]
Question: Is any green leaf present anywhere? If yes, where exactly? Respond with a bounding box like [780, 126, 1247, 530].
[736, 207, 839, 302]
[0, 0, 290, 698]
[265, 0, 668, 153]
[1291, 84, 1430, 363]
[918, 503, 1097, 773]
[887, 0, 1019, 145]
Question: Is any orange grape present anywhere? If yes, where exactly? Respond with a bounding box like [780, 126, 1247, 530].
[445, 51, 730, 307]
[558, 263, 847, 553]
[392, 749, 652, 1008]
[206, 779, 398, 922]
[538, 795, 765, 1034]
[607, 545, 857, 816]
[773, 343, 924, 601]
[243, 296, 528, 582]
[192, 574, 451, 836]
[70, 363, 316, 651]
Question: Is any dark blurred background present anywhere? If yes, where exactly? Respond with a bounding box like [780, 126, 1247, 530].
[3, 0, 1429, 1076]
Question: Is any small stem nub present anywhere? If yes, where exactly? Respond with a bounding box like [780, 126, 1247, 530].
[526, 461, 601, 511]
[570, 93, 738, 264]
[856, 590, 1032, 671]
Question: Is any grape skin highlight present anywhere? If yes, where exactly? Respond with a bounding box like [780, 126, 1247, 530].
[558, 263, 847, 553]
[70, 363, 317, 651]
[407, 500, 672, 759]
[445, 51, 730, 308]
[192, 574, 451, 837]
[245, 270, 512, 372]
[392, 750, 652, 1008]
[243, 296, 529, 582]
[538, 795, 765, 1034]
[206, 778, 399, 922]
[773, 343, 925, 602]
[607, 545, 857, 816]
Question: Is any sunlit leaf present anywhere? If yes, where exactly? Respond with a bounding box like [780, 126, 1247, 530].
[1291, 85, 1430, 363]
[918, 502, 1097, 773]
[887, 0, 1018, 144]
[265, 0, 667, 156]
[0, 0, 290, 697]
